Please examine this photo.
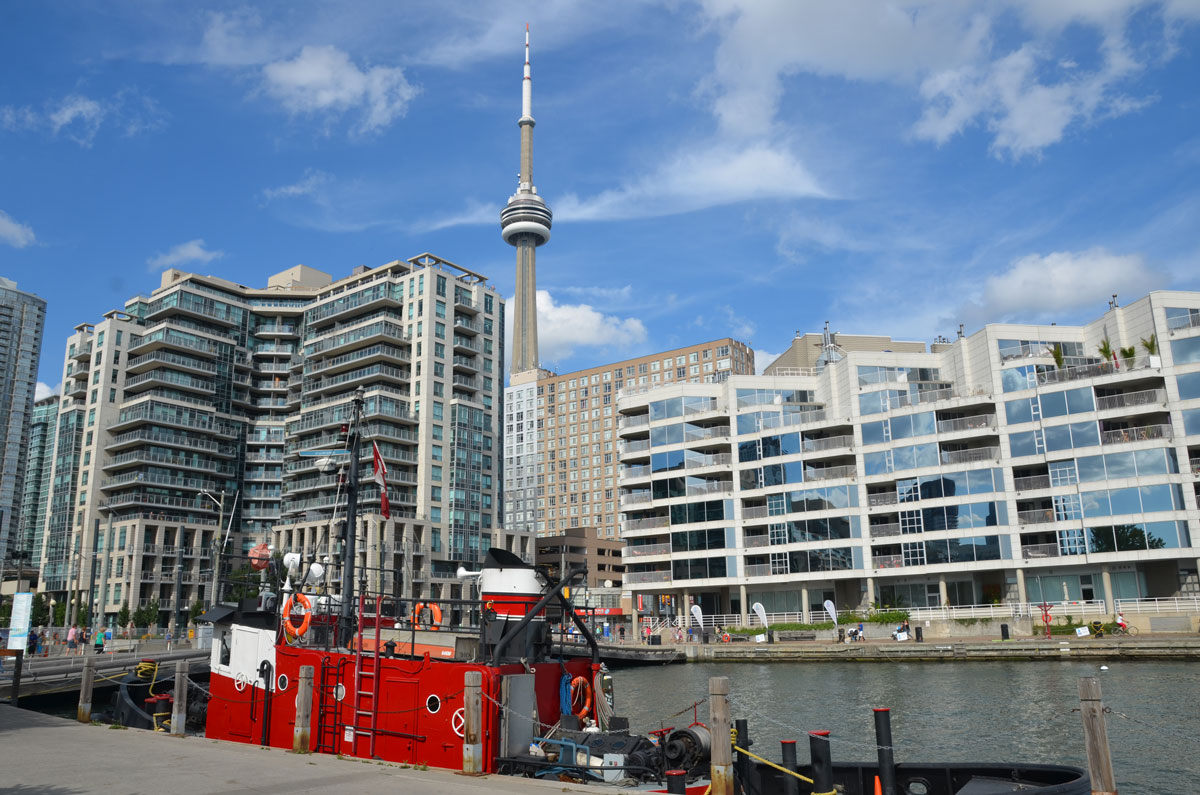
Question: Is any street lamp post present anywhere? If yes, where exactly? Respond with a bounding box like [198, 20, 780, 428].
[199, 489, 227, 608]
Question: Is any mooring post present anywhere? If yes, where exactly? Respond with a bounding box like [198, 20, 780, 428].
[294, 665, 314, 753]
[808, 730, 833, 794]
[10, 650, 23, 708]
[462, 670, 483, 774]
[77, 656, 95, 723]
[709, 676, 732, 795]
[171, 660, 188, 737]
[780, 740, 799, 795]
[665, 769, 688, 794]
[1078, 677, 1118, 795]
[873, 708, 897, 795]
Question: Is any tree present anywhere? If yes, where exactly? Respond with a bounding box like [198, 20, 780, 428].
[1097, 338, 1115, 362]
[31, 593, 49, 626]
[117, 601, 131, 628]
[53, 600, 66, 626]
[189, 599, 205, 622]
[76, 605, 90, 628]
[1051, 344, 1065, 369]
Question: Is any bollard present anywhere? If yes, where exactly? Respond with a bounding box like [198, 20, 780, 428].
[665, 769, 688, 794]
[808, 731, 833, 795]
[780, 740, 799, 795]
[77, 656, 95, 723]
[462, 670, 483, 775]
[10, 650, 23, 708]
[709, 676, 732, 795]
[171, 660, 188, 737]
[1078, 677, 1118, 795]
[873, 708, 897, 795]
[294, 665, 314, 753]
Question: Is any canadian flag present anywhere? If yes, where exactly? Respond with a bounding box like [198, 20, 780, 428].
[372, 441, 390, 520]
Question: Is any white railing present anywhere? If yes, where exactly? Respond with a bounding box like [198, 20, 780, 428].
[869, 523, 902, 538]
[807, 465, 856, 481]
[1096, 388, 1166, 411]
[623, 464, 652, 479]
[624, 570, 672, 584]
[743, 535, 770, 548]
[1017, 509, 1058, 525]
[620, 492, 653, 507]
[623, 516, 668, 532]
[1036, 360, 1146, 386]
[1014, 475, 1051, 491]
[1021, 542, 1060, 558]
[1100, 424, 1171, 445]
[742, 506, 769, 520]
[803, 435, 853, 452]
[1115, 596, 1200, 614]
[622, 543, 671, 558]
[937, 415, 996, 434]
[767, 367, 821, 377]
[906, 600, 1107, 621]
[940, 446, 1000, 465]
[619, 414, 650, 429]
[873, 554, 904, 569]
[868, 492, 898, 507]
[744, 564, 771, 578]
[685, 453, 732, 470]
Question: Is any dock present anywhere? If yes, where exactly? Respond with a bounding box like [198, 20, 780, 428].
[681, 636, 1200, 662]
[2, 648, 209, 700]
[0, 704, 612, 794]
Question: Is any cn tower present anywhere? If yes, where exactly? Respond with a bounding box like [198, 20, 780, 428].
[501, 24, 552, 378]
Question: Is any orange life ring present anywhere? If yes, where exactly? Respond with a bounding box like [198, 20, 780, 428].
[722, 632, 731, 643]
[414, 602, 443, 630]
[570, 675, 592, 718]
[283, 593, 312, 638]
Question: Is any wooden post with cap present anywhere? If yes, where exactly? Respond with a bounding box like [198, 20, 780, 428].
[294, 665, 314, 753]
[1078, 677, 1118, 794]
[709, 676, 732, 795]
[461, 670, 483, 775]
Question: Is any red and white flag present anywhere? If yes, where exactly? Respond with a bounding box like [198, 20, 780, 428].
[372, 441, 390, 519]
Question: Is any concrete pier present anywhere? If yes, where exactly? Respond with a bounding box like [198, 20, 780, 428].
[0, 704, 605, 794]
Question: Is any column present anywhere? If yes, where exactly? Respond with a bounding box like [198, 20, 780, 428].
[1015, 568, 1028, 606]
[938, 575, 948, 607]
[1100, 566, 1114, 614]
[800, 586, 810, 623]
[865, 576, 876, 608]
[738, 584, 748, 626]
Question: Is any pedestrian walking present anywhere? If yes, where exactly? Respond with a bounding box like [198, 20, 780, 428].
[618, 624, 626, 644]
[93, 627, 105, 654]
[67, 624, 78, 655]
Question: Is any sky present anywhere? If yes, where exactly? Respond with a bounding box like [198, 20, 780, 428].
[3, 1, 1200, 398]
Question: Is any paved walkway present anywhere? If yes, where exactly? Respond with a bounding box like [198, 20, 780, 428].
[0, 705, 614, 795]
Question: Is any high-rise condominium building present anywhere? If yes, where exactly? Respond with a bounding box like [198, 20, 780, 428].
[40, 254, 502, 626]
[0, 277, 46, 562]
[16, 395, 59, 569]
[504, 339, 755, 541]
[618, 292, 1200, 622]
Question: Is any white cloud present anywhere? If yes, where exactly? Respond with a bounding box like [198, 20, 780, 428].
[261, 45, 418, 135]
[146, 239, 225, 272]
[506, 289, 647, 371]
[695, 1, 1190, 157]
[0, 210, 35, 248]
[0, 89, 168, 147]
[958, 247, 1165, 325]
[35, 382, 61, 401]
[418, 200, 498, 232]
[555, 141, 825, 222]
[753, 350, 780, 375]
[554, 285, 635, 304]
[261, 169, 332, 201]
[720, 305, 756, 341]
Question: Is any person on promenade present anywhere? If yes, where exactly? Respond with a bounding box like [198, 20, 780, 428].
[1117, 612, 1128, 632]
[618, 624, 626, 644]
[93, 627, 105, 654]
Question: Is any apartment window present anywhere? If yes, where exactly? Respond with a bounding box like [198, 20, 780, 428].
[689, 352, 698, 363]
[435, 343, 445, 358]
[112, 351, 120, 364]
[435, 322, 445, 339]
[87, 408, 95, 426]
[97, 331, 105, 346]
[435, 300, 446, 319]
[434, 362, 444, 377]
[703, 349, 711, 359]
[109, 388, 116, 402]
[717, 345, 730, 356]
[436, 275, 446, 297]
[90, 389, 98, 404]
[431, 465, 442, 481]
[485, 294, 494, 313]
[433, 402, 444, 421]
[433, 382, 444, 397]
[115, 330, 122, 346]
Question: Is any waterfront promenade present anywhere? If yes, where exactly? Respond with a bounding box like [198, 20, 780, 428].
[0, 704, 603, 795]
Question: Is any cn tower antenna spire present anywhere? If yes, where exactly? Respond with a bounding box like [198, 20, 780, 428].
[502, 23, 552, 378]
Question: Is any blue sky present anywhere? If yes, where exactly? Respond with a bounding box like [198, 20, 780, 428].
[3, 1, 1199, 396]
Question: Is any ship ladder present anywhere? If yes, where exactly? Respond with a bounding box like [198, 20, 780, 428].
[350, 594, 385, 759]
[314, 658, 346, 755]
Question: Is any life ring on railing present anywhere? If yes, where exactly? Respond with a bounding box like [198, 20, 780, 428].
[722, 632, 731, 643]
[570, 675, 593, 718]
[414, 602, 443, 630]
[283, 593, 312, 638]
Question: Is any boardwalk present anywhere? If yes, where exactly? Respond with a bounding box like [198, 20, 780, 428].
[0, 704, 611, 794]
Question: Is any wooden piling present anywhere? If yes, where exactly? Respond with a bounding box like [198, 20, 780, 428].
[709, 676, 732, 795]
[171, 660, 188, 737]
[77, 656, 95, 724]
[293, 665, 314, 753]
[461, 670, 483, 775]
[1078, 677, 1118, 795]
[9, 650, 23, 708]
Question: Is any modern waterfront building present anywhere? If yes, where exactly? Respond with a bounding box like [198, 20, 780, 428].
[15, 395, 59, 570]
[0, 277, 46, 563]
[618, 292, 1200, 623]
[39, 255, 503, 627]
[504, 340, 755, 541]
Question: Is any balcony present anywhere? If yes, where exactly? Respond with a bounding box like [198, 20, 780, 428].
[868, 492, 898, 507]
[623, 464, 652, 479]
[744, 564, 772, 578]
[619, 414, 651, 430]
[806, 465, 856, 482]
[453, 293, 479, 314]
[624, 570, 672, 585]
[1021, 543, 1061, 559]
[683, 426, 730, 443]
[255, 323, 298, 336]
[743, 535, 769, 549]
[1013, 474, 1051, 491]
[743, 506, 769, 520]
[685, 453, 731, 470]
[940, 446, 1000, 465]
[622, 543, 670, 558]
[1096, 388, 1167, 412]
[1035, 360, 1147, 387]
[621, 440, 650, 455]
[620, 492, 653, 508]
[70, 342, 93, 361]
[623, 516, 668, 533]
[1017, 508, 1059, 525]
[1099, 424, 1171, 445]
[452, 354, 479, 373]
[803, 434, 853, 453]
[126, 350, 218, 376]
[452, 374, 479, 391]
[937, 415, 996, 434]
[453, 316, 481, 335]
[872, 554, 904, 569]
[452, 336, 480, 354]
[869, 523, 902, 538]
[99, 492, 217, 512]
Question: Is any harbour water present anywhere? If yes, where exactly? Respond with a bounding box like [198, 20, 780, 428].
[613, 660, 1200, 794]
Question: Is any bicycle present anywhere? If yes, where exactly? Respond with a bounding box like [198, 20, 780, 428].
[1111, 624, 1139, 636]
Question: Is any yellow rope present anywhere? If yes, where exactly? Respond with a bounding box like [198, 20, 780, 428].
[732, 744, 824, 788]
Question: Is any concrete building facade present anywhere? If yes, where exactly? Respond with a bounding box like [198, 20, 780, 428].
[618, 292, 1200, 624]
[38, 254, 503, 627]
[0, 277, 46, 562]
[504, 339, 755, 542]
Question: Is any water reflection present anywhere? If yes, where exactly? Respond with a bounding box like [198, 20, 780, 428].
[613, 661, 1200, 795]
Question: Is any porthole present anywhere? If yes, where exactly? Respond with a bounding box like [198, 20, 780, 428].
[426, 694, 442, 714]
[276, 674, 289, 691]
[334, 683, 346, 702]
